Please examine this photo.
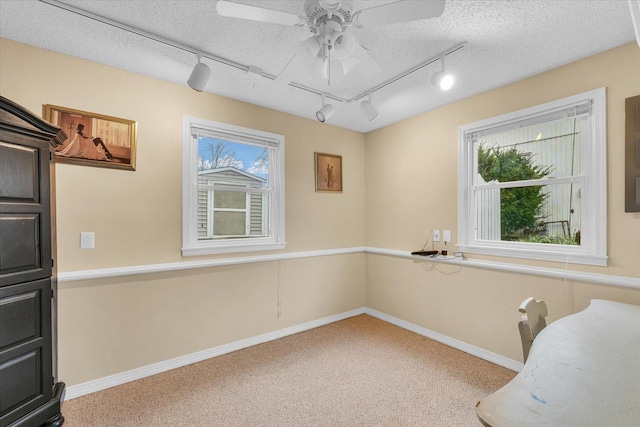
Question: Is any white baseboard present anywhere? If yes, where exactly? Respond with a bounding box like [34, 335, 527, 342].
[65, 306, 522, 400]
[364, 308, 524, 372]
[64, 307, 366, 400]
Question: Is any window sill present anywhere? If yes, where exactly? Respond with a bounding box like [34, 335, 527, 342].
[182, 241, 287, 256]
[456, 244, 607, 267]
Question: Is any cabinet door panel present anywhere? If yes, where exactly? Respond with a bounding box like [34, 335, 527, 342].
[0, 214, 41, 277]
[0, 350, 41, 417]
[0, 138, 50, 287]
[0, 142, 39, 203]
[0, 279, 52, 425]
[0, 290, 39, 350]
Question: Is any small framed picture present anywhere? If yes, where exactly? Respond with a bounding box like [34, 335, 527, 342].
[315, 152, 342, 193]
[43, 104, 137, 171]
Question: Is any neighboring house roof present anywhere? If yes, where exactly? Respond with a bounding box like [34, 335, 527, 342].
[198, 166, 266, 185]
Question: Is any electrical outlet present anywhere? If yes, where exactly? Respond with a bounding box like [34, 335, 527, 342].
[433, 230, 440, 242]
[443, 230, 451, 243]
[80, 232, 94, 249]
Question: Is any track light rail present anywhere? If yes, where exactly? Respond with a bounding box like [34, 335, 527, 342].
[349, 42, 466, 103]
[39, 0, 465, 107]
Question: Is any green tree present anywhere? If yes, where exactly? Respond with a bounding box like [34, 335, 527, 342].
[477, 144, 551, 239]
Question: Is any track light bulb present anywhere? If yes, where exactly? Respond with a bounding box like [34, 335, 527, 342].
[431, 56, 455, 91]
[431, 71, 455, 90]
[317, 103, 335, 123]
[188, 56, 211, 92]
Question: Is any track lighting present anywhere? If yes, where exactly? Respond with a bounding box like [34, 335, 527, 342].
[316, 95, 335, 123]
[359, 93, 378, 121]
[187, 54, 211, 92]
[431, 56, 455, 91]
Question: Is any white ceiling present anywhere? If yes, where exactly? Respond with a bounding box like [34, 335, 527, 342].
[0, 0, 637, 133]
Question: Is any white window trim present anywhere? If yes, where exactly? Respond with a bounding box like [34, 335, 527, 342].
[182, 116, 286, 256]
[457, 88, 607, 266]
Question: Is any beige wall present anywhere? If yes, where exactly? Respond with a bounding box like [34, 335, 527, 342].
[365, 42, 640, 361]
[58, 254, 365, 385]
[1, 37, 639, 388]
[0, 39, 366, 269]
[0, 38, 366, 386]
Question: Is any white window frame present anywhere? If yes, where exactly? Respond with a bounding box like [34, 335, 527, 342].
[182, 116, 286, 256]
[457, 88, 607, 266]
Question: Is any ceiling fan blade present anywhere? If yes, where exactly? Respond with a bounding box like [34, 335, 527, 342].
[216, 1, 303, 27]
[354, 0, 445, 27]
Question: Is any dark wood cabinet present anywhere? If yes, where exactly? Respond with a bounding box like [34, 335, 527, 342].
[0, 96, 66, 427]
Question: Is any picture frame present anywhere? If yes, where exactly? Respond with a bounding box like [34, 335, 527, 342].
[43, 104, 137, 171]
[315, 152, 342, 192]
[625, 95, 640, 212]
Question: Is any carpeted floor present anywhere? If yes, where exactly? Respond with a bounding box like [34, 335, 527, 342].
[61, 314, 515, 426]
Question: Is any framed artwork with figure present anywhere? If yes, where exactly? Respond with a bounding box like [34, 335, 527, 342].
[315, 152, 342, 193]
[43, 104, 137, 171]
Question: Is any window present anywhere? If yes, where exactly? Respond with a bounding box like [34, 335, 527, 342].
[182, 116, 285, 255]
[458, 88, 607, 266]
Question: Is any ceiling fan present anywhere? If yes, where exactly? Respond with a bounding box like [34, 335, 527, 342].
[216, 0, 446, 84]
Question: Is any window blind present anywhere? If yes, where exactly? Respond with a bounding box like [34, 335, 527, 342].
[191, 125, 280, 149]
[465, 100, 592, 143]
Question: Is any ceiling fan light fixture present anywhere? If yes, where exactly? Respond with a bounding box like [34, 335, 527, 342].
[319, 0, 342, 12]
[296, 36, 322, 66]
[187, 55, 211, 92]
[216, 0, 451, 86]
[332, 32, 356, 61]
[310, 55, 329, 79]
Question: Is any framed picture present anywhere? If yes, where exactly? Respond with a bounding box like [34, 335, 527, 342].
[43, 104, 136, 171]
[625, 95, 640, 212]
[315, 152, 342, 192]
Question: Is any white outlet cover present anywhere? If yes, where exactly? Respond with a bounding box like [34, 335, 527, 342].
[80, 232, 95, 249]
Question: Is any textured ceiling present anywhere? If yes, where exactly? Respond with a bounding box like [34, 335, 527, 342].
[0, 0, 637, 132]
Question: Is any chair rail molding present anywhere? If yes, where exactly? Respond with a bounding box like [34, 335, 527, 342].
[57, 246, 640, 290]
